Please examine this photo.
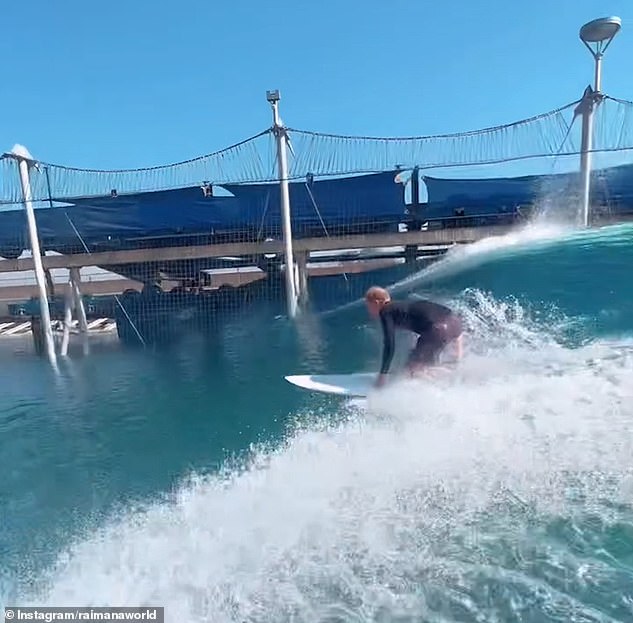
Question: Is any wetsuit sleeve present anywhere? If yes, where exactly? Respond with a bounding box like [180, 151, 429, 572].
[379, 308, 396, 374]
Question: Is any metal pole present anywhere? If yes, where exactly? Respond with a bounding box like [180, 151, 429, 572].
[578, 44, 605, 229]
[594, 54, 603, 93]
[70, 268, 89, 355]
[60, 278, 74, 357]
[13, 149, 58, 367]
[578, 86, 594, 228]
[577, 14, 618, 228]
[296, 251, 309, 306]
[269, 91, 299, 318]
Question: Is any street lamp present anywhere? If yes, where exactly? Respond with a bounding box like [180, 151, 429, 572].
[577, 16, 621, 227]
[579, 16, 621, 92]
[266, 89, 299, 318]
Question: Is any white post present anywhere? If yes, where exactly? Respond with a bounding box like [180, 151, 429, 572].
[296, 252, 309, 306]
[11, 146, 58, 367]
[593, 53, 603, 93]
[577, 15, 620, 228]
[267, 90, 299, 318]
[60, 279, 74, 357]
[578, 86, 595, 228]
[70, 268, 89, 355]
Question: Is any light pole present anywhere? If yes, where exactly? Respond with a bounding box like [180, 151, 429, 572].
[8, 146, 58, 369]
[267, 89, 299, 318]
[577, 16, 621, 227]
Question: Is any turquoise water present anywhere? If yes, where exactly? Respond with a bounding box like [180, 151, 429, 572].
[1, 222, 633, 622]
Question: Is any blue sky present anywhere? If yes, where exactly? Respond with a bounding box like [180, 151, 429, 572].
[0, 0, 631, 170]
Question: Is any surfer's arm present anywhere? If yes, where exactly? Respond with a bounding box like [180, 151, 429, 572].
[378, 309, 396, 376]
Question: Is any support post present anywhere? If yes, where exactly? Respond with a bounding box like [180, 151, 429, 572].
[70, 268, 89, 355]
[576, 16, 620, 228]
[410, 166, 420, 209]
[267, 90, 299, 318]
[578, 86, 596, 228]
[30, 315, 44, 357]
[11, 146, 57, 367]
[60, 279, 75, 357]
[296, 251, 309, 306]
[404, 245, 418, 264]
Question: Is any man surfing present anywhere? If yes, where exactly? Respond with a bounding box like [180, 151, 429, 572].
[365, 286, 464, 388]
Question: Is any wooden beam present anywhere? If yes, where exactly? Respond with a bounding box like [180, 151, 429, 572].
[0, 224, 514, 274]
[0, 279, 143, 302]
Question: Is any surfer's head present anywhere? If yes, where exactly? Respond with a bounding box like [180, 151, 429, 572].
[365, 286, 391, 318]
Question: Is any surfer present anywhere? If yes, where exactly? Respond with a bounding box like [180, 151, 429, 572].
[365, 286, 464, 387]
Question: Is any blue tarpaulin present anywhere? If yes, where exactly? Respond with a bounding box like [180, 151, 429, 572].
[0, 163, 631, 259]
[0, 171, 407, 256]
[424, 163, 633, 208]
[223, 170, 406, 232]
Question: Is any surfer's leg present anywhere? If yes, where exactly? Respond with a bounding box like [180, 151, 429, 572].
[450, 315, 464, 362]
[405, 338, 421, 376]
[406, 334, 438, 376]
[407, 314, 463, 376]
[429, 314, 463, 364]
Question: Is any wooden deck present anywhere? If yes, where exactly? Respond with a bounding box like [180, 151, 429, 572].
[0, 224, 513, 273]
[0, 210, 629, 277]
[1, 212, 628, 310]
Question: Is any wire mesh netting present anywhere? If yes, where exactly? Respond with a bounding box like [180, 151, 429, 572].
[1, 95, 632, 350]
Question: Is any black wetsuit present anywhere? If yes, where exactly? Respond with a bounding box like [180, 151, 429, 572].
[378, 299, 462, 374]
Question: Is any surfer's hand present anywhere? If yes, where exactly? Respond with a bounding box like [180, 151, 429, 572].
[375, 374, 387, 388]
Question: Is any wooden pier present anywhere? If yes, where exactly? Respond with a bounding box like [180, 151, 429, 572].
[0, 224, 514, 274]
[0, 214, 629, 355]
[0, 223, 516, 351]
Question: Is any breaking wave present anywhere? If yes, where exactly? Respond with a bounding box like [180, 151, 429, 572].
[15, 290, 633, 622]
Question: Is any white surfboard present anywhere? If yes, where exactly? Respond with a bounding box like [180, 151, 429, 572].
[284, 373, 376, 397]
[285, 365, 455, 398]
